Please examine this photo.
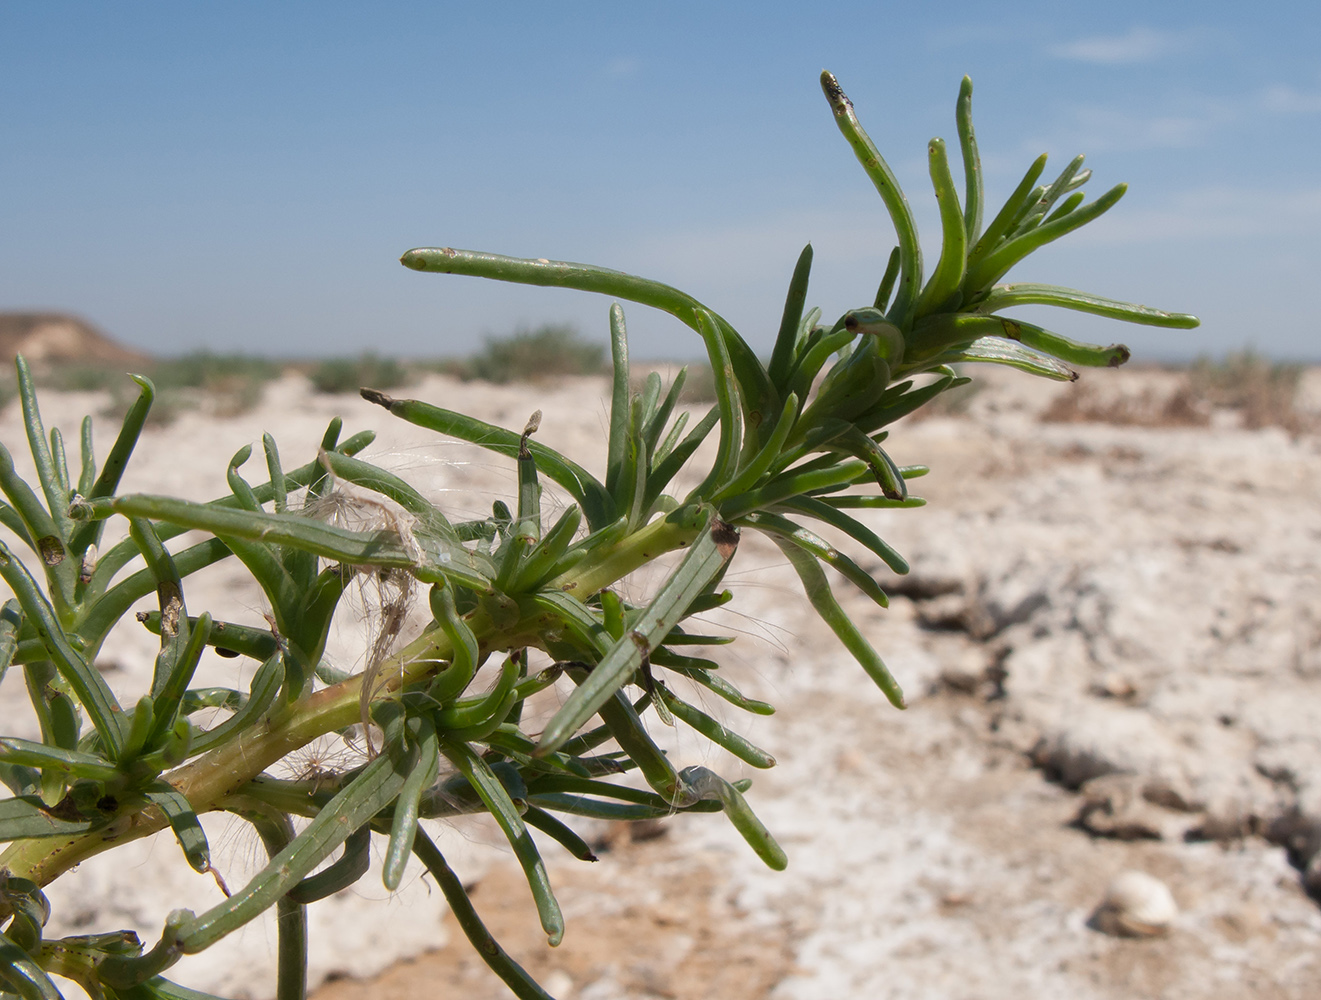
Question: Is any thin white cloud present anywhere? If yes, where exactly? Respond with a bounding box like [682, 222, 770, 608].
[1049, 26, 1195, 65]
[1260, 85, 1321, 115]
[1071, 185, 1321, 245]
[1019, 81, 1319, 158]
[1016, 89, 1246, 156]
[1018, 105, 1225, 157]
[1071, 106, 1212, 150]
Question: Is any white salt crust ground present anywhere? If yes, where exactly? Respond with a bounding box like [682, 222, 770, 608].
[3, 366, 1321, 999]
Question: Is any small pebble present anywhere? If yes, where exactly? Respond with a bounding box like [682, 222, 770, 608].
[542, 970, 574, 997]
[1091, 870, 1178, 937]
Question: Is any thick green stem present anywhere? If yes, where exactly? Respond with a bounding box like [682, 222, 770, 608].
[0, 511, 702, 893]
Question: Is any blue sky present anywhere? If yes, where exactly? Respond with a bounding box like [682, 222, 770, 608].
[2, 2, 1319, 362]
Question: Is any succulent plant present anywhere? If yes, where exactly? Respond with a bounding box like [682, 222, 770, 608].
[0, 72, 1195, 1000]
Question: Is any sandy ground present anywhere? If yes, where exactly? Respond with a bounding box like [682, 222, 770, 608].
[4, 364, 1321, 1000]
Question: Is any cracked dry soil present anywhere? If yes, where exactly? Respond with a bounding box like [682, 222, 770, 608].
[5, 366, 1320, 999]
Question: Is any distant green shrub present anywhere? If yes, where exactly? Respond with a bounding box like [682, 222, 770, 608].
[463, 324, 607, 384]
[309, 353, 409, 395]
[26, 353, 284, 424]
[33, 363, 126, 394]
[148, 353, 284, 422]
[151, 352, 282, 390]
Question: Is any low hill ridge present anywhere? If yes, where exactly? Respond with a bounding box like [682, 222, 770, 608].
[0, 312, 147, 364]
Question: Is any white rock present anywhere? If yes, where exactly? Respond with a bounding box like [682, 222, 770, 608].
[1094, 870, 1179, 937]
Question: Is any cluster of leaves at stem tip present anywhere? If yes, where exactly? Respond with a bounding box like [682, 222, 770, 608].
[0, 71, 1196, 1000]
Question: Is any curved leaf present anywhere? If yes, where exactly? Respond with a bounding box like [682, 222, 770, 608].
[773, 537, 905, 709]
[973, 283, 1199, 328]
[820, 71, 923, 327]
[536, 511, 736, 755]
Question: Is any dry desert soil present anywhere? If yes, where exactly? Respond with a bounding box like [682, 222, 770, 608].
[4, 363, 1321, 1000]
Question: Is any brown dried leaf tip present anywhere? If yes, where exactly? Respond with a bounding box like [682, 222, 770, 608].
[711, 518, 740, 561]
[819, 70, 852, 114]
[519, 410, 542, 459]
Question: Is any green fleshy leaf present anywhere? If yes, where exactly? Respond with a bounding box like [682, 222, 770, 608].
[536, 511, 736, 755]
[409, 827, 556, 1000]
[360, 388, 615, 532]
[739, 511, 889, 609]
[775, 495, 910, 574]
[383, 717, 440, 890]
[0, 795, 104, 841]
[398, 247, 777, 434]
[768, 244, 815, 392]
[605, 303, 632, 497]
[973, 283, 1199, 329]
[685, 310, 744, 501]
[1009, 154, 1086, 238]
[439, 738, 564, 947]
[820, 71, 923, 327]
[142, 781, 210, 873]
[285, 824, 371, 905]
[965, 153, 1047, 267]
[78, 493, 494, 592]
[680, 765, 786, 871]
[774, 538, 905, 709]
[176, 717, 410, 952]
[963, 182, 1127, 293]
[67, 373, 156, 561]
[521, 806, 598, 862]
[665, 665, 775, 716]
[655, 683, 776, 768]
[0, 543, 125, 757]
[914, 137, 967, 318]
[0, 926, 64, 1000]
[932, 336, 1080, 381]
[956, 76, 983, 245]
